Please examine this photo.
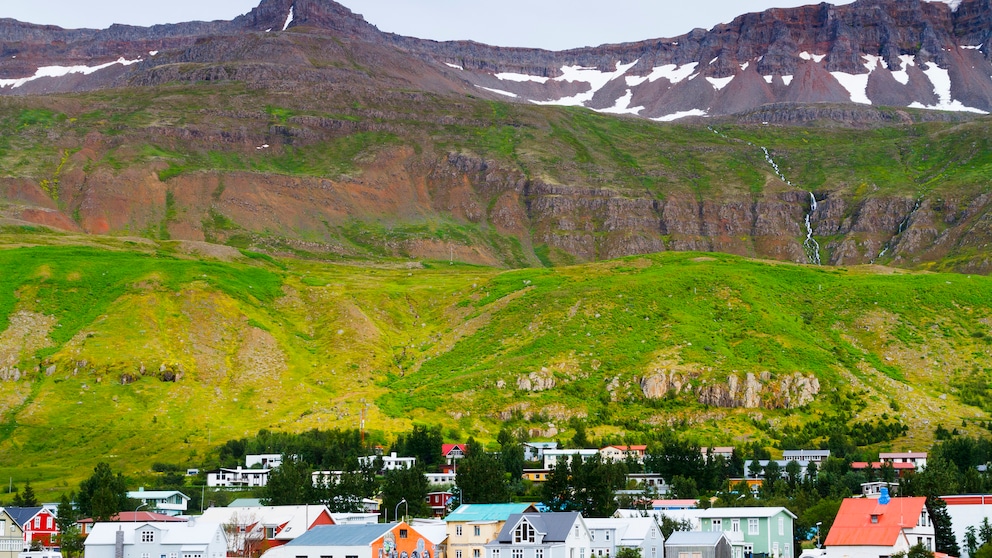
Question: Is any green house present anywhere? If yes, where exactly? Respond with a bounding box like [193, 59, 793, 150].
[697, 507, 797, 558]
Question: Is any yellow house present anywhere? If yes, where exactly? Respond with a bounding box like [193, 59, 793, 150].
[445, 504, 539, 558]
[522, 470, 551, 483]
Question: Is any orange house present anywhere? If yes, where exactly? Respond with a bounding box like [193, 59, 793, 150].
[261, 522, 437, 558]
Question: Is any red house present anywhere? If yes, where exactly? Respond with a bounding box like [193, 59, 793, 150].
[6, 507, 58, 547]
[426, 491, 453, 518]
[442, 444, 467, 465]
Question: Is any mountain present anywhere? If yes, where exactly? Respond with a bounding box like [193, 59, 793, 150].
[3, 0, 992, 118]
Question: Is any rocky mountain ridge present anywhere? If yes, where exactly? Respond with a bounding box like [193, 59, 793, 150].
[3, 0, 992, 119]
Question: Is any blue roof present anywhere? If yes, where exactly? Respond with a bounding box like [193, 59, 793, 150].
[496, 513, 581, 544]
[444, 503, 538, 523]
[286, 524, 395, 547]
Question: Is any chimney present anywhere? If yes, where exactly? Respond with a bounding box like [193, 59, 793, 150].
[115, 529, 124, 558]
[879, 487, 891, 505]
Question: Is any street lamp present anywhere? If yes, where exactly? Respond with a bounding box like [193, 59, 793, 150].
[451, 486, 463, 508]
[134, 503, 148, 522]
[395, 499, 408, 523]
[815, 522, 823, 548]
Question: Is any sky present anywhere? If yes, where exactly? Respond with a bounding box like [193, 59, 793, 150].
[4, 0, 859, 51]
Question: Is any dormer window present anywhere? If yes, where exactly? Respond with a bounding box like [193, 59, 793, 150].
[141, 531, 155, 543]
[515, 521, 536, 543]
[871, 515, 879, 524]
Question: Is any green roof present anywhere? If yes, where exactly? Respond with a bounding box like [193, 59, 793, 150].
[444, 503, 538, 523]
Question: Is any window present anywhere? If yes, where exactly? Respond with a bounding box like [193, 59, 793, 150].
[512, 551, 524, 558]
[778, 517, 784, 537]
[711, 519, 722, 532]
[493, 550, 500, 558]
[748, 519, 759, 535]
[140, 553, 149, 558]
[652, 549, 657, 558]
[321, 555, 333, 558]
[475, 526, 481, 537]
[296, 555, 308, 558]
[456, 552, 462, 558]
[773, 542, 779, 558]
[474, 551, 480, 558]
[732, 519, 740, 533]
[141, 531, 155, 543]
[34, 518, 41, 529]
[457, 526, 463, 536]
[265, 527, 276, 539]
[581, 550, 586, 558]
[871, 515, 879, 525]
[400, 530, 408, 539]
[606, 532, 610, 541]
[515, 522, 536, 543]
[536, 550, 544, 558]
[679, 553, 689, 558]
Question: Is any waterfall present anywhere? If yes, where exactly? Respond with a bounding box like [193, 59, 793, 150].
[803, 192, 821, 265]
[872, 197, 923, 263]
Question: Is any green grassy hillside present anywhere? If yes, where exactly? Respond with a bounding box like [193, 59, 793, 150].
[0, 230, 989, 499]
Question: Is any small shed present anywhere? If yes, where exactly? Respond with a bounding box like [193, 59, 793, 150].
[666, 531, 732, 558]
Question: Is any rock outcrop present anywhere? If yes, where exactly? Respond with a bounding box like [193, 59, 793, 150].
[641, 369, 820, 409]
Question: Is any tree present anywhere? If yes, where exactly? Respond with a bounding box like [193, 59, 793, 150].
[658, 514, 694, 539]
[457, 438, 510, 504]
[380, 464, 429, 520]
[541, 454, 624, 517]
[393, 425, 443, 470]
[670, 476, 699, 499]
[77, 463, 130, 521]
[223, 510, 265, 558]
[891, 543, 934, 558]
[616, 548, 643, 558]
[12, 481, 39, 507]
[262, 455, 316, 505]
[926, 496, 960, 557]
[56, 493, 84, 558]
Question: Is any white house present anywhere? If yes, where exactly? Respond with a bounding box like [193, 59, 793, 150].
[485, 512, 592, 558]
[782, 450, 830, 463]
[878, 452, 928, 471]
[425, 472, 457, 486]
[942, 495, 992, 558]
[359, 452, 416, 472]
[524, 443, 559, 463]
[823, 493, 934, 558]
[127, 488, 191, 517]
[83, 521, 227, 558]
[198, 505, 336, 554]
[246, 454, 284, 469]
[585, 517, 664, 558]
[599, 446, 647, 464]
[206, 467, 270, 488]
[543, 450, 599, 470]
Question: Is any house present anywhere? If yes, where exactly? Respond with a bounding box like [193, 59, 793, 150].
[878, 452, 927, 471]
[523, 471, 551, 483]
[626, 474, 668, 493]
[127, 488, 191, 516]
[484, 512, 592, 558]
[205, 467, 271, 488]
[666, 531, 732, 558]
[698, 507, 797, 558]
[524, 444, 559, 463]
[359, 453, 416, 473]
[850, 462, 916, 478]
[83, 521, 228, 558]
[445, 503, 540, 558]
[860, 483, 899, 499]
[584, 517, 664, 558]
[0, 507, 26, 558]
[823, 492, 934, 558]
[246, 454, 285, 469]
[443, 445, 468, 465]
[599, 446, 647, 464]
[782, 450, 830, 464]
[427, 492, 454, 518]
[426, 472, 458, 486]
[703, 448, 736, 460]
[198, 504, 335, 556]
[258, 522, 436, 558]
[615, 509, 705, 531]
[941, 495, 992, 558]
[78, 512, 185, 536]
[543, 450, 599, 471]
[4, 507, 58, 548]
[651, 500, 698, 511]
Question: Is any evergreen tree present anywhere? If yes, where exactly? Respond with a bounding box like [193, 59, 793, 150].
[927, 496, 960, 557]
[393, 425, 443, 469]
[57, 493, 85, 558]
[456, 438, 510, 504]
[77, 463, 130, 521]
[12, 481, 39, 507]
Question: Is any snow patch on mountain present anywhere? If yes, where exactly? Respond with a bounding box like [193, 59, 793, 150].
[891, 55, 916, 85]
[653, 109, 707, 122]
[477, 86, 518, 98]
[596, 89, 644, 115]
[925, 0, 963, 11]
[832, 72, 872, 104]
[910, 62, 989, 113]
[799, 52, 827, 63]
[0, 57, 143, 89]
[495, 72, 549, 83]
[532, 61, 638, 107]
[706, 76, 735, 90]
[625, 62, 698, 86]
[283, 6, 294, 31]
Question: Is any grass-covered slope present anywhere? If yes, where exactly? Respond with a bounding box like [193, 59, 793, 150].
[0, 231, 990, 498]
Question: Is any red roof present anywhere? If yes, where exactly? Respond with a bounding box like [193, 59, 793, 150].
[79, 512, 187, 524]
[824, 497, 927, 547]
[442, 444, 466, 457]
[851, 462, 916, 470]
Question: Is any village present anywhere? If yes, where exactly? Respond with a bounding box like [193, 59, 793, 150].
[3, 443, 991, 558]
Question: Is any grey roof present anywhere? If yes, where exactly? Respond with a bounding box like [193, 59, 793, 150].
[496, 513, 581, 544]
[286, 524, 395, 547]
[697, 507, 797, 520]
[3, 507, 44, 527]
[666, 531, 728, 547]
